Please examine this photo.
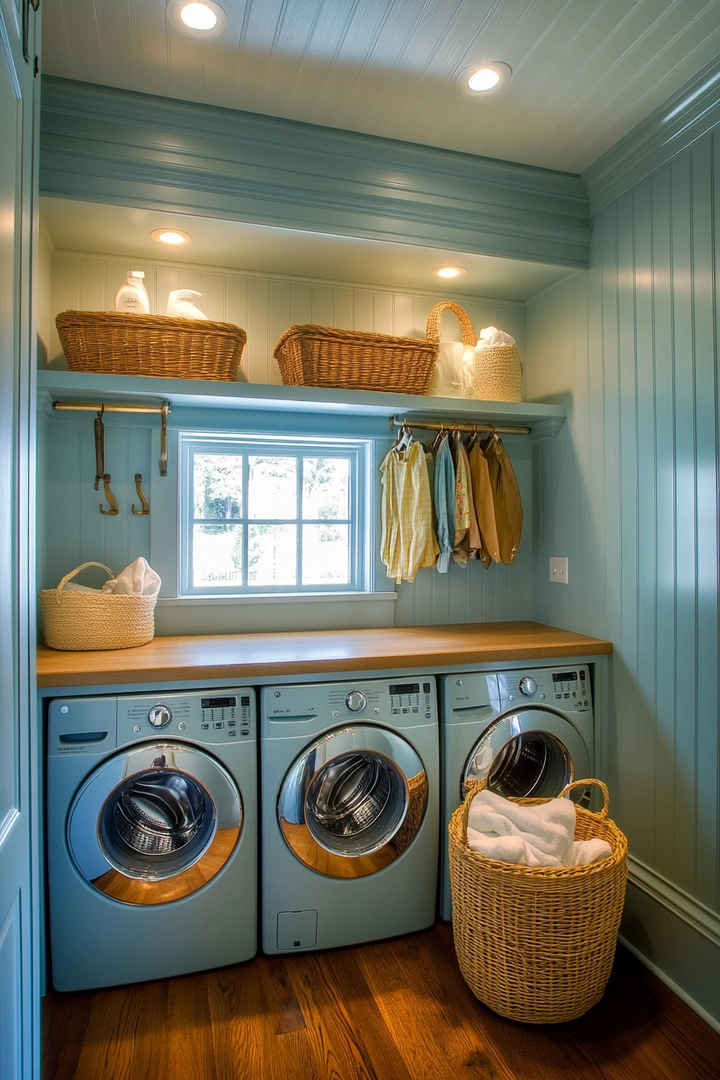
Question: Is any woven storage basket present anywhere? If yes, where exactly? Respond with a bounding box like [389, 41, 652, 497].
[40, 562, 158, 651]
[56, 310, 247, 381]
[449, 778, 628, 1024]
[472, 343, 523, 401]
[273, 301, 470, 394]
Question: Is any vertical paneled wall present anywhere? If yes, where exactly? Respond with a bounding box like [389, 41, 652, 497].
[41, 250, 532, 631]
[527, 134, 720, 920]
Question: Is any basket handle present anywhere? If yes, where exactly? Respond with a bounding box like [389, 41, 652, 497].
[559, 778, 611, 818]
[53, 561, 115, 603]
[425, 301, 476, 346]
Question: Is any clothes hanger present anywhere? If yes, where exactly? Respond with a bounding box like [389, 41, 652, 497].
[394, 422, 413, 453]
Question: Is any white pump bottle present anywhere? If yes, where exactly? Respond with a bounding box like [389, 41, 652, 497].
[114, 271, 151, 314]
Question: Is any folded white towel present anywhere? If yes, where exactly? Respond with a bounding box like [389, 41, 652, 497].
[466, 788, 612, 867]
[570, 837, 612, 865]
[468, 788, 576, 861]
[466, 826, 564, 867]
[101, 557, 161, 596]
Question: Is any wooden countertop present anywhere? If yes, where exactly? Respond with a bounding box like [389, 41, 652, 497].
[36, 621, 612, 688]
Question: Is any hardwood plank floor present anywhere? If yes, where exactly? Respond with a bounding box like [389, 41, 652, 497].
[42, 925, 720, 1080]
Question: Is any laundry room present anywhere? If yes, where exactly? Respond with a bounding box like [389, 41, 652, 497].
[3, 2, 720, 1080]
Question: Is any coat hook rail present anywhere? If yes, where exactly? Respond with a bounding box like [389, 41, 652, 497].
[389, 415, 531, 436]
[52, 400, 171, 477]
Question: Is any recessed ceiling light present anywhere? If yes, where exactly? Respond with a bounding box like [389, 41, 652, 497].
[151, 228, 193, 246]
[432, 266, 467, 279]
[466, 62, 512, 93]
[166, 0, 227, 39]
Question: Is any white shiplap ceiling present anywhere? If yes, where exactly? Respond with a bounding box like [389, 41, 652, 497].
[39, 1, 720, 294]
[42, 0, 720, 173]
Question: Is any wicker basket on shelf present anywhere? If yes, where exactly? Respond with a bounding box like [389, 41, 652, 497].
[273, 301, 472, 394]
[55, 310, 247, 381]
[39, 562, 157, 651]
[449, 778, 628, 1024]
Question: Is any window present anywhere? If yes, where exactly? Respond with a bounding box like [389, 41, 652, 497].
[180, 433, 371, 595]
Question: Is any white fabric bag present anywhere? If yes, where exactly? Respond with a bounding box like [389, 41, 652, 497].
[426, 301, 477, 398]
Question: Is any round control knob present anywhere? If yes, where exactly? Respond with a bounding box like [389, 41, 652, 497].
[519, 677, 537, 697]
[345, 690, 367, 713]
[147, 704, 172, 728]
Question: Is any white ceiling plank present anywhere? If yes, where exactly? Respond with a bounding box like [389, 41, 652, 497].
[40, 0, 720, 172]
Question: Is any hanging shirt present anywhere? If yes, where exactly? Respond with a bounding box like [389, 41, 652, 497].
[379, 440, 439, 583]
[433, 433, 455, 573]
[452, 432, 481, 566]
[467, 436, 500, 569]
[481, 434, 523, 565]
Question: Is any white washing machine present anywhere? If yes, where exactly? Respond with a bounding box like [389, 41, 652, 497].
[440, 665, 594, 921]
[47, 688, 257, 991]
[260, 677, 439, 954]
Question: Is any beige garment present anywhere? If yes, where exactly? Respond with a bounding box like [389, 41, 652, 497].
[451, 432, 481, 565]
[379, 440, 440, 583]
[481, 433, 523, 564]
[467, 437, 500, 568]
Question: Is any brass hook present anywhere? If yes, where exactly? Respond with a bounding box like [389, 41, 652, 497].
[99, 474, 118, 516]
[132, 473, 150, 516]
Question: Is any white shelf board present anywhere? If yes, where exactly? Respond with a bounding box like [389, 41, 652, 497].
[36, 369, 566, 437]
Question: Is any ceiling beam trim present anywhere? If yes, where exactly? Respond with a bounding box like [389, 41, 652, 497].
[40, 77, 591, 269]
[583, 57, 720, 216]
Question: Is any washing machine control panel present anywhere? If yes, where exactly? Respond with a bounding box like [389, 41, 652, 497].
[263, 678, 437, 727]
[117, 690, 255, 743]
[499, 668, 592, 712]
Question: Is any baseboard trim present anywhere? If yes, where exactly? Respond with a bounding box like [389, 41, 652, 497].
[618, 935, 720, 1037]
[628, 855, 720, 948]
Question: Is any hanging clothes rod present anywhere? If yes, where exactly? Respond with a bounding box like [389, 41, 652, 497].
[52, 400, 171, 477]
[390, 415, 531, 436]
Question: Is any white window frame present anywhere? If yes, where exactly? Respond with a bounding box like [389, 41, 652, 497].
[178, 431, 372, 597]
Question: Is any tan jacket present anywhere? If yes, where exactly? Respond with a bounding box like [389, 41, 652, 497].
[481, 434, 523, 565]
[467, 436, 500, 568]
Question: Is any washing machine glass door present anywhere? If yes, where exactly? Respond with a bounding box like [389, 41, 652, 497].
[68, 743, 242, 905]
[462, 707, 590, 801]
[278, 725, 428, 878]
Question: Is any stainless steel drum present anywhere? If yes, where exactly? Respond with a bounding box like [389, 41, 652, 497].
[278, 725, 428, 877]
[462, 707, 591, 801]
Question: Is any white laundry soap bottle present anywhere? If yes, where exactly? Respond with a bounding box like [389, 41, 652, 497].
[166, 289, 209, 320]
[114, 271, 151, 314]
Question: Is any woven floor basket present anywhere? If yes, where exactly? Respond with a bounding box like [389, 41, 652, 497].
[56, 310, 247, 381]
[472, 344, 523, 401]
[449, 778, 628, 1024]
[40, 562, 157, 651]
[273, 301, 470, 394]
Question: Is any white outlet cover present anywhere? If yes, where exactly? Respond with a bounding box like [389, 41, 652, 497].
[549, 556, 569, 584]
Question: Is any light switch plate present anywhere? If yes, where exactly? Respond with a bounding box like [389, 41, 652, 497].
[549, 556, 569, 584]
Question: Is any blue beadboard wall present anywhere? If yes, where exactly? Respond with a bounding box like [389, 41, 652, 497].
[39, 250, 532, 633]
[527, 124, 720, 1023]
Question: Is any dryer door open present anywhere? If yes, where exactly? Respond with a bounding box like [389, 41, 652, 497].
[462, 707, 590, 801]
[67, 742, 242, 905]
[278, 725, 428, 878]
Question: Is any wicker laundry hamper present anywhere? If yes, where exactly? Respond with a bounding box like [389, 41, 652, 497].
[40, 562, 158, 651]
[56, 310, 247, 381]
[448, 778, 628, 1024]
[273, 301, 469, 394]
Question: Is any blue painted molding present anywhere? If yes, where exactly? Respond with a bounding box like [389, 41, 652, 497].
[584, 56, 720, 215]
[39, 76, 590, 269]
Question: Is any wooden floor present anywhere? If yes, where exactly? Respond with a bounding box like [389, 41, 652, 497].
[43, 924, 720, 1080]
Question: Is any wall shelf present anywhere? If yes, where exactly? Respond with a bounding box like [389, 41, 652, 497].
[37, 369, 566, 441]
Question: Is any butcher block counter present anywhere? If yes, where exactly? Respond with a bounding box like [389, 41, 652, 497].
[36, 621, 612, 689]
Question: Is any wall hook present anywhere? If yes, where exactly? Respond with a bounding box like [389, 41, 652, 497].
[132, 473, 150, 516]
[99, 474, 119, 516]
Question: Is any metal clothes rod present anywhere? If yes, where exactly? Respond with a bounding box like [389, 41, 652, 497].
[390, 415, 531, 436]
[52, 400, 171, 477]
